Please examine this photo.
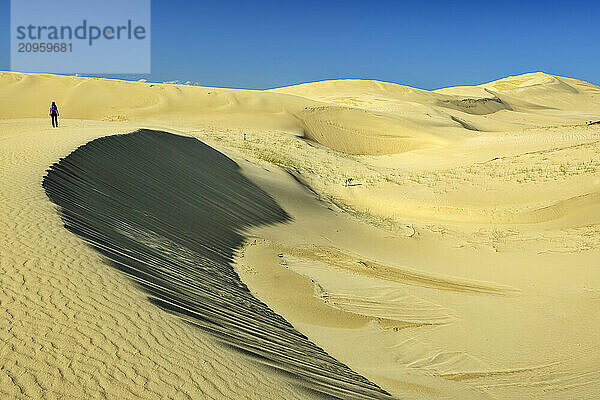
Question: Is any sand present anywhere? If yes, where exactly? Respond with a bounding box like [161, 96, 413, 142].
[1, 71, 599, 399]
[42, 130, 389, 399]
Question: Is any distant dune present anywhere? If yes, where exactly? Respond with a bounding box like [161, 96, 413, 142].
[2, 71, 599, 155]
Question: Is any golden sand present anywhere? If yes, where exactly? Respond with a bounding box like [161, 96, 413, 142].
[1, 71, 599, 399]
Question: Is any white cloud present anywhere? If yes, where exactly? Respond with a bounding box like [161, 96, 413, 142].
[162, 80, 200, 86]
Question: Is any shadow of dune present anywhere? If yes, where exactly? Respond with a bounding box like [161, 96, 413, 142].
[42, 129, 392, 399]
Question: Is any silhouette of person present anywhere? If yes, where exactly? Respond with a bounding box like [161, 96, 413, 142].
[50, 101, 59, 127]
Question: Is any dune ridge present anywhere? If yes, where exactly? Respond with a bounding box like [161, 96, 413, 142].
[42, 129, 392, 399]
[3, 71, 599, 156]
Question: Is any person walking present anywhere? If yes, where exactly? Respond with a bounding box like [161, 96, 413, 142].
[50, 102, 59, 128]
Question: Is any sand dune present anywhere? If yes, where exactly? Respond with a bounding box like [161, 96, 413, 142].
[234, 155, 600, 399]
[3, 71, 596, 158]
[277, 73, 600, 137]
[2, 71, 599, 158]
[1, 71, 600, 399]
[42, 130, 390, 399]
[1, 119, 329, 399]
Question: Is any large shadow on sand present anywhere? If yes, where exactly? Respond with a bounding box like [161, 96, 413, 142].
[42, 130, 391, 400]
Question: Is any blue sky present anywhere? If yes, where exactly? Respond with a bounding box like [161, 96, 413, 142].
[0, 0, 598, 89]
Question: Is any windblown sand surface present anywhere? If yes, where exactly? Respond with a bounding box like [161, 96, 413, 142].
[1, 71, 600, 399]
[42, 130, 389, 400]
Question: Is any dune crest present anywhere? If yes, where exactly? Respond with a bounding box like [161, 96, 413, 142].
[3, 71, 599, 157]
[42, 130, 391, 399]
